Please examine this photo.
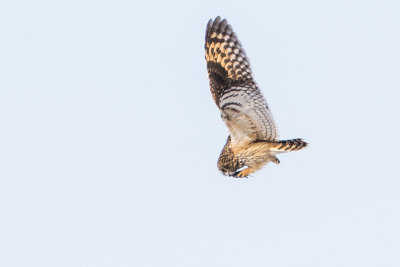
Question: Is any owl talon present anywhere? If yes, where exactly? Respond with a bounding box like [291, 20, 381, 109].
[233, 167, 254, 178]
[272, 156, 280, 164]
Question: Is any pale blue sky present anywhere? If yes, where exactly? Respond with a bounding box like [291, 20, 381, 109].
[1, 0, 400, 266]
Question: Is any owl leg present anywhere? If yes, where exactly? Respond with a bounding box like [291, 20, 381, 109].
[233, 167, 255, 178]
[272, 156, 280, 164]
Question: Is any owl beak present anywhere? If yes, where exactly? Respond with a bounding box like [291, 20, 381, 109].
[220, 170, 235, 177]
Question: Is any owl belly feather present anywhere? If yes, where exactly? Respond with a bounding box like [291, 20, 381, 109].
[232, 141, 277, 171]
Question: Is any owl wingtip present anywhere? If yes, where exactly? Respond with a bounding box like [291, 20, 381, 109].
[207, 16, 222, 36]
[207, 16, 227, 27]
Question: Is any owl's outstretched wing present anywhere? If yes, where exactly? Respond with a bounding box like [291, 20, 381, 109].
[205, 16, 279, 144]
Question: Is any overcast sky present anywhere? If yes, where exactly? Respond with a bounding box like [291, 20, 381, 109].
[1, 0, 400, 266]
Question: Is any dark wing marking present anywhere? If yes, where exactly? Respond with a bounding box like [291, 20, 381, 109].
[205, 16, 253, 105]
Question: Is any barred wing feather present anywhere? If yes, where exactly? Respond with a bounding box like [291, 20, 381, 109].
[205, 16, 279, 144]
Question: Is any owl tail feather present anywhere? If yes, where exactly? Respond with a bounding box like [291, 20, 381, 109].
[269, 138, 308, 152]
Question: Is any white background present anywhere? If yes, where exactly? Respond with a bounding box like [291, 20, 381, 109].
[1, 0, 399, 266]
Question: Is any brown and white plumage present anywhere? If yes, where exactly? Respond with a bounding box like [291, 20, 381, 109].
[205, 17, 307, 178]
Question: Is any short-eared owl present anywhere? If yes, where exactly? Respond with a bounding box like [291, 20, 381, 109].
[205, 16, 307, 178]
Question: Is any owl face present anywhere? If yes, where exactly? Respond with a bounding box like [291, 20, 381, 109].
[217, 155, 245, 177]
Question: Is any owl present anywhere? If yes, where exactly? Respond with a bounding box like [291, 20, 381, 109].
[205, 17, 307, 178]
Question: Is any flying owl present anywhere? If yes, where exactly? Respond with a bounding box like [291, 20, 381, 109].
[205, 16, 307, 178]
